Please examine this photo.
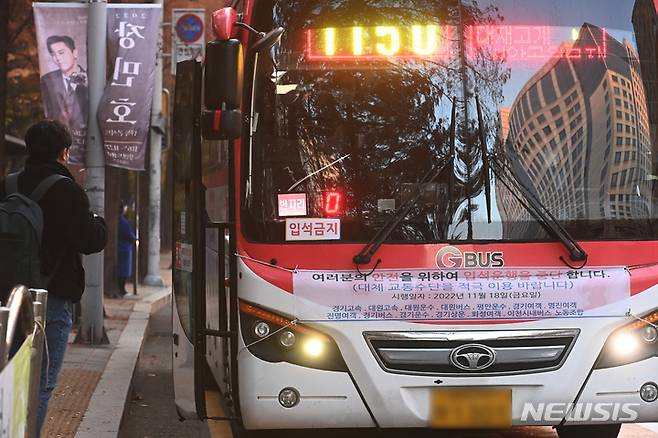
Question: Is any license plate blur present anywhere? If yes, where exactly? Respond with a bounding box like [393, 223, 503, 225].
[430, 388, 512, 429]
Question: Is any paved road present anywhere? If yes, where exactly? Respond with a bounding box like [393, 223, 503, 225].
[118, 306, 211, 438]
[118, 306, 657, 438]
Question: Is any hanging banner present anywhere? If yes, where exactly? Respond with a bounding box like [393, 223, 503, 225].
[98, 4, 162, 170]
[33, 3, 89, 165]
[293, 267, 631, 321]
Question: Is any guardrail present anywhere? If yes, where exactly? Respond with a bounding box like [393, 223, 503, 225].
[0, 285, 48, 438]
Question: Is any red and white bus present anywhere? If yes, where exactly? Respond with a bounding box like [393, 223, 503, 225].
[171, 1, 658, 436]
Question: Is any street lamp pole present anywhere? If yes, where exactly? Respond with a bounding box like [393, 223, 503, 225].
[78, 0, 108, 344]
[144, 0, 165, 287]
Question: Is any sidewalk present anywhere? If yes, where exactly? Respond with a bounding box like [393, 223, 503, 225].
[40, 256, 171, 438]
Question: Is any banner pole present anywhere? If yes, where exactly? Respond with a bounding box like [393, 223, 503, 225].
[78, 0, 108, 344]
[144, 0, 165, 287]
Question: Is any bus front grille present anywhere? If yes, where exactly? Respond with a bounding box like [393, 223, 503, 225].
[364, 329, 580, 376]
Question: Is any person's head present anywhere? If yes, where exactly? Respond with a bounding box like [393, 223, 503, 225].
[46, 35, 78, 76]
[24, 120, 72, 163]
[119, 201, 128, 217]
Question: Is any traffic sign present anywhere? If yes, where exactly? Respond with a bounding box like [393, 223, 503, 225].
[175, 13, 204, 44]
[171, 9, 205, 74]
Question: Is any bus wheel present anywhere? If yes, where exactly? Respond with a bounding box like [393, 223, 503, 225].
[556, 424, 622, 438]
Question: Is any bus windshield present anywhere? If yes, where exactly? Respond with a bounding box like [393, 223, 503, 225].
[243, 0, 658, 244]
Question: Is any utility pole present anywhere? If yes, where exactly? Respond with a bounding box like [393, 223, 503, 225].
[78, 0, 108, 344]
[144, 0, 165, 287]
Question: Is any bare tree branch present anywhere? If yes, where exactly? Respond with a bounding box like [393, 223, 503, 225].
[9, 13, 33, 45]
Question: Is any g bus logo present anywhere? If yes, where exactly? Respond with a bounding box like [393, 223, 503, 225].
[436, 246, 505, 269]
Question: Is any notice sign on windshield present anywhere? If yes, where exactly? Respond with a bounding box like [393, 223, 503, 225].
[292, 267, 630, 321]
[286, 218, 341, 241]
[278, 193, 307, 217]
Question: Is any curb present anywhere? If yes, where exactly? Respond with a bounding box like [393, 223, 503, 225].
[643, 424, 658, 434]
[74, 288, 171, 438]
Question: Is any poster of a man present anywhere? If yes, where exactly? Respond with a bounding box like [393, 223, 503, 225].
[41, 35, 88, 130]
[34, 3, 89, 165]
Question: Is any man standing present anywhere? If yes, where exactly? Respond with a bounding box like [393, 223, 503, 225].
[40, 35, 88, 132]
[0, 120, 107, 435]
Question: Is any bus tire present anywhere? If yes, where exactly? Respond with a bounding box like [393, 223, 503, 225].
[556, 423, 622, 438]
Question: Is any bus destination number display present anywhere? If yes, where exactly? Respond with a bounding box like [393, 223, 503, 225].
[306, 25, 608, 61]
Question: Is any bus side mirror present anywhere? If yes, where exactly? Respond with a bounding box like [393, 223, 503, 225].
[202, 109, 241, 141]
[204, 39, 243, 110]
[203, 7, 244, 141]
[211, 7, 238, 40]
[251, 27, 285, 53]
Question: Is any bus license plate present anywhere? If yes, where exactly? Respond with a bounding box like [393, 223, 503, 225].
[430, 388, 512, 429]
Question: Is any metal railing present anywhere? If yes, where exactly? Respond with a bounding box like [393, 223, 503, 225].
[0, 285, 48, 438]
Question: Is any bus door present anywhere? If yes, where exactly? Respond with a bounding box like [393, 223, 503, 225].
[171, 59, 207, 420]
[202, 127, 235, 402]
[172, 58, 240, 422]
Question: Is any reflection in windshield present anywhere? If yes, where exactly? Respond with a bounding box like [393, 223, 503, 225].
[498, 21, 654, 239]
[243, 0, 658, 244]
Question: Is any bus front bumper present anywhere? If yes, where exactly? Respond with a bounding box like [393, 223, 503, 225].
[237, 349, 658, 430]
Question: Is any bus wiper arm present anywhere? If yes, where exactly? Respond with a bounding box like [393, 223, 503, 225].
[288, 154, 351, 192]
[353, 155, 452, 266]
[489, 156, 588, 263]
[354, 98, 456, 266]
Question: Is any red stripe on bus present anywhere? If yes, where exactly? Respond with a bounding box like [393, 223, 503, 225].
[213, 110, 222, 131]
[238, 240, 658, 298]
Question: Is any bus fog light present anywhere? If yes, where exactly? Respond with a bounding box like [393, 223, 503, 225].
[641, 383, 658, 402]
[253, 321, 271, 338]
[642, 326, 658, 343]
[278, 387, 300, 408]
[611, 332, 639, 355]
[279, 330, 296, 348]
[302, 338, 324, 357]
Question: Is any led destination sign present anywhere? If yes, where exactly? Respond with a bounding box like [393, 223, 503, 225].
[306, 25, 608, 61]
[306, 25, 449, 60]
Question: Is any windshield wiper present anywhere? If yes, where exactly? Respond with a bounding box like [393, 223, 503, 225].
[288, 154, 351, 192]
[353, 100, 456, 266]
[489, 155, 588, 264]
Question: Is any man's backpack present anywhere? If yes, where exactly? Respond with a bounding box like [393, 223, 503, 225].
[0, 173, 68, 304]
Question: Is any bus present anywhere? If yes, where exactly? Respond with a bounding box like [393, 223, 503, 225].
[171, 0, 658, 436]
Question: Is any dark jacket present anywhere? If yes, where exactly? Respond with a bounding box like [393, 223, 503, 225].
[0, 159, 106, 303]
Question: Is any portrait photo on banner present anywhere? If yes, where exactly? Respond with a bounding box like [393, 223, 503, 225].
[33, 3, 89, 165]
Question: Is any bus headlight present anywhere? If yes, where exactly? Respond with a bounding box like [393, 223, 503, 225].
[239, 301, 348, 372]
[610, 332, 640, 356]
[642, 326, 658, 343]
[253, 321, 271, 338]
[596, 309, 658, 369]
[279, 330, 296, 348]
[302, 338, 324, 357]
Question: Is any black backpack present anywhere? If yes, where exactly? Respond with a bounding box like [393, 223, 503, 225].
[0, 173, 68, 304]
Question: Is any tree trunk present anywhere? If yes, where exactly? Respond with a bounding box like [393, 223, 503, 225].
[0, 0, 8, 176]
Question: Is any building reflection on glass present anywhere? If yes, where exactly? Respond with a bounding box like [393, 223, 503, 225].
[632, 0, 658, 174]
[497, 18, 655, 238]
